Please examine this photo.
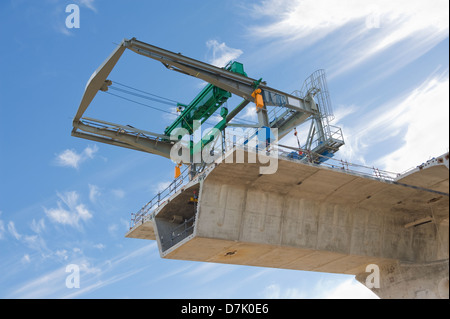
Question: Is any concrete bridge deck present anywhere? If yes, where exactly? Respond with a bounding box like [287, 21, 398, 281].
[126, 150, 449, 298]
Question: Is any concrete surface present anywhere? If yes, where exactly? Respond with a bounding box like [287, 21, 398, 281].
[126, 149, 449, 299]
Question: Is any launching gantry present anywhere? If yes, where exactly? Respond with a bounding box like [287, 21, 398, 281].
[72, 38, 449, 299]
[72, 37, 343, 167]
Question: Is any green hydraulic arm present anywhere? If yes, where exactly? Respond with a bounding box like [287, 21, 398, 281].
[165, 61, 247, 156]
[165, 61, 247, 137]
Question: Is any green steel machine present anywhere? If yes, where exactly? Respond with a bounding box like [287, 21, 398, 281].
[72, 37, 344, 177]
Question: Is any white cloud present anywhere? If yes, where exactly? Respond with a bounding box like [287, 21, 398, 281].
[44, 191, 93, 229]
[55, 149, 81, 168]
[318, 278, 379, 299]
[108, 224, 118, 237]
[8, 243, 156, 298]
[54, 145, 99, 169]
[239, 105, 258, 122]
[262, 277, 379, 299]
[375, 75, 449, 172]
[76, 0, 97, 12]
[262, 283, 306, 299]
[111, 189, 125, 199]
[55, 249, 69, 261]
[0, 219, 5, 240]
[21, 254, 31, 264]
[155, 180, 171, 193]
[336, 72, 449, 172]
[83, 145, 98, 159]
[8, 221, 21, 240]
[55, 23, 73, 36]
[247, 0, 449, 77]
[251, 0, 448, 43]
[88, 184, 101, 203]
[206, 40, 243, 67]
[184, 263, 236, 285]
[30, 218, 45, 234]
[94, 243, 105, 249]
[333, 104, 359, 123]
[9, 266, 68, 298]
[22, 234, 46, 252]
[3, 218, 48, 254]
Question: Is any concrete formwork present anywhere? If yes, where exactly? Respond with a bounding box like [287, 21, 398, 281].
[126, 150, 449, 298]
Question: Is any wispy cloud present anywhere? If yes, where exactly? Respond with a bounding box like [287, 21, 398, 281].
[54, 145, 98, 169]
[21, 254, 31, 264]
[155, 180, 171, 193]
[4, 220, 49, 255]
[335, 70, 449, 172]
[261, 277, 378, 299]
[316, 278, 379, 299]
[88, 184, 101, 203]
[55, 23, 73, 36]
[111, 189, 125, 199]
[76, 0, 97, 13]
[9, 266, 68, 298]
[8, 243, 157, 298]
[374, 73, 449, 172]
[50, 0, 98, 36]
[8, 221, 21, 240]
[30, 218, 46, 234]
[206, 40, 243, 67]
[43, 191, 93, 229]
[93, 243, 105, 250]
[0, 219, 5, 240]
[247, 0, 449, 77]
[262, 283, 306, 299]
[184, 263, 236, 285]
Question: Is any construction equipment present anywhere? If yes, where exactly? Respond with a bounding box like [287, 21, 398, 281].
[71, 38, 449, 299]
[71, 37, 344, 171]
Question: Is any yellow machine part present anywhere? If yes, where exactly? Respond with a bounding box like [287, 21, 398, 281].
[251, 88, 264, 110]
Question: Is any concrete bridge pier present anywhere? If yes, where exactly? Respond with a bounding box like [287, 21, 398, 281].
[356, 259, 449, 299]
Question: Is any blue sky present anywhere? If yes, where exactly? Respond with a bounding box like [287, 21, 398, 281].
[0, 0, 448, 299]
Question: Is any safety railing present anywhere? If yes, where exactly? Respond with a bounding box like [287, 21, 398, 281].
[130, 131, 398, 229]
[130, 166, 190, 227]
[328, 125, 344, 142]
[278, 145, 399, 181]
[161, 215, 196, 248]
[302, 124, 344, 152]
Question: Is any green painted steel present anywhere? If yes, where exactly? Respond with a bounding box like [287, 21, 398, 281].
[164, 61, 247, 137]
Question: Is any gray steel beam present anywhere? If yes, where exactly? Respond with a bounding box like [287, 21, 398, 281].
[82, 117, 167, 139]
[71, 130, 150, 153]
[71, 37, 317, 158]
[124, 38, 314, 114]
[75, 120, 173, 159]
[276, 111, 311, 140]
[72, 37, 315, 132]
[73, 40, 127, 123]
[226, 99, 250, 124]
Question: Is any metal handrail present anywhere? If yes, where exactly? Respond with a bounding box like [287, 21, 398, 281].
[169, 216, 195, 243]
[130, 134, 398, 229]
[130, 166, 190, 227]
[278, 145, 398, 181]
